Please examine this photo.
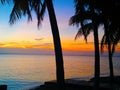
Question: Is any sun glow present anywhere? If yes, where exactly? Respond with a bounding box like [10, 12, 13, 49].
[61, 39, 94, 51]
[0, 37, 120, 52]
[0, 38, 95, 51]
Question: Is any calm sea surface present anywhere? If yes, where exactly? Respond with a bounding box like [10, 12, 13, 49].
[0, 54, 120, 90]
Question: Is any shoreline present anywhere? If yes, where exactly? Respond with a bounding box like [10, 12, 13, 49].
[30, 76, 120, 90]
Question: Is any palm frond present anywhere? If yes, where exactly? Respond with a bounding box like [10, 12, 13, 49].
[0, 0, 5, 4]
[38, 0, 46, 27]
[9, 3, 22, 24]
[29, 0, 46, 27]
[75, 28, 83, 40]
[69, 12, 92, 27]
[9, 0, 32, 25]
[101, 35, 106, 53]
[69, 15, 81, 27]
[75, 23, 93, 42]
[0, 0, 10, 4]
[111, 44, 115, 56]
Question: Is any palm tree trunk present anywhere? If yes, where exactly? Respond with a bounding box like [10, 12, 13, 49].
[108, 40, 114, 83]
[45, 0, 65, 90]
[104, 24, 114, 83]
[90, 1, 100, 89]
[93, 24, 100, 89]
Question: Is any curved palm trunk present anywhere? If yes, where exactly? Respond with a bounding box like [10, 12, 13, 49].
[108, 41, 114, 83]
[93, 24, 100, 89]
[104, 24, 114, 83]
[46, 0, 65, 90]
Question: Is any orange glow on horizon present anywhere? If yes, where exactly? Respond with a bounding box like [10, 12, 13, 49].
[0, 39, 120, 52]
[61, 40, 94, 51]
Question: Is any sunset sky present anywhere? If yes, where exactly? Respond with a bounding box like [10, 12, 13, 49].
[0, 0, 119, 52]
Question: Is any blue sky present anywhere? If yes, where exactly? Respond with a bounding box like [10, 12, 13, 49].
[0, 0, 77, 41]
[1, 0, 117, 53]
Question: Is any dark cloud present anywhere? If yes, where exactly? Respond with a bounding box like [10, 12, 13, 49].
[7, 42, 19, 44]
[33, 43, 53, 47]
[35, 38, 44, 41]
[70, 42, 104, 45]
[70, 42, 94, 45]
[44, 43, 53, 46]
[0, 43, 5, 46]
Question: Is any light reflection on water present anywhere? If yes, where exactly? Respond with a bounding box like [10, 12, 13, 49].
[0, 54, 120, 90]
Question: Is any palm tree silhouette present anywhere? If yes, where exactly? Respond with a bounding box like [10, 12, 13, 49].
[100, 0, 120, 83]
[71, 0, 120, 88]
[101, 23, 114, 83]
[69, 0, 100, 89]
[45, 1, 65, 89]
[7, 0, 65, 90]
[99, 0, 115, 84]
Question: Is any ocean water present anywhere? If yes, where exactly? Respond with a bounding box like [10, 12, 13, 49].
[0, 54, 120, 90]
